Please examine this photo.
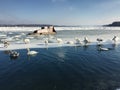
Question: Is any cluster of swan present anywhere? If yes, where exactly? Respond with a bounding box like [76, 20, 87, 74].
[1, 35, 120, 58]
[23, 35, 119, 47]
[43, 37, 63, 45]
[6, 48, 38, 60]
[24, 38, 39, 55]
[42, 36, 119, 51]
[96, 36, 119, 51]
[23, 39, 38, 55]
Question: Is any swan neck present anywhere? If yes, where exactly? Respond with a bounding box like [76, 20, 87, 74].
[27, 48, 30, 52]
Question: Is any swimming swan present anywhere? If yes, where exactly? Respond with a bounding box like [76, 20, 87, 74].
[9, 50, 19, 58]
[98, 47, 109, 51]
[27, 48, 38, 55]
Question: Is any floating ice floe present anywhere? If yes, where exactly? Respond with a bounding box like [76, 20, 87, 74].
[0, 26, 120, 51]
[0, 38, 119, 51]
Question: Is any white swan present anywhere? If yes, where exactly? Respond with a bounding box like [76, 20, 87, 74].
[4, 41, 10, 48]
[112, 36, 119, 44]
[66, 41, 74, 44]
[96, 38, 103, 46]
[27, 48, 38, 55]
[83, 37, 90, 46]
[23, 39, 30, 44]
[44, 39, 48, 45]
[44, 38, 49, 45]
[56, 38, 63, 43]
[75, 37, 81, 44]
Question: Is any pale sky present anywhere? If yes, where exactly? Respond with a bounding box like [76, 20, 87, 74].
[0, 0, 120, 25]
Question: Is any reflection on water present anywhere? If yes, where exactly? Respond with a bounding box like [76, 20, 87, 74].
[10, 55, 19, 60]
[0, 45, 120, 90]
[83, 45, 89, 51]
[3, 50, 11, 55]
[27, 54, 38, 60]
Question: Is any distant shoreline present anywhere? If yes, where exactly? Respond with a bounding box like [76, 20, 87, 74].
[0, 24, 102, 27]
[0, 26, 120, 32]
[105, 21, 120, 27]
[1, 21, 120, 27]
[0, 24, 52, 27]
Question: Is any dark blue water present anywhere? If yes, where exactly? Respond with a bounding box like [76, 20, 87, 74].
[0, 45, 120, 90]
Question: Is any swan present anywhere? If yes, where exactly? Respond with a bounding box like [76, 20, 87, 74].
[27, 48, 38, 55]
[4, 41, 10, 48]
[66, 41, 74, 44]
[9, 50, 19, 58]
[112, 36, 119, 44]
[97, 38, 103, 42]
[23, 38, 30, 44]
[96, 38, 103, 46]
[75, 37, 81, 44]
[83, 37, 90, 46]
[44, 39, 48, 45]
[44, 38, 49, 45]
[56, 38, 63, 43]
